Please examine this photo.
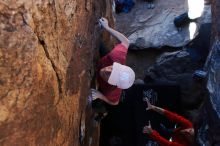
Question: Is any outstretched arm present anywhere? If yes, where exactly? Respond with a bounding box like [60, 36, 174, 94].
[143, 121, 183, 146]
[147, 130, 183, 146]
[99, 17, 130, 48]
[144, 98, 192, 128]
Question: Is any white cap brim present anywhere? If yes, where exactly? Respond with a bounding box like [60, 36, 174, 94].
[108, 62, 135, 89]
[108, 62, 121, 86]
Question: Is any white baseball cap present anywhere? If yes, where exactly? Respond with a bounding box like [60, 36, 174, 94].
[108, 62, 135, 89]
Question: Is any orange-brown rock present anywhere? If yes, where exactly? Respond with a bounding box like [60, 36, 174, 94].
[0, 0, 113, 145]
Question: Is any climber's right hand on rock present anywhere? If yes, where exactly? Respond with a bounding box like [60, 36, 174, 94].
[91, 89, 104, 100]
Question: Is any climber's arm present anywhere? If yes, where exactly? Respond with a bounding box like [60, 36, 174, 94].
[99, 17, 129, 48]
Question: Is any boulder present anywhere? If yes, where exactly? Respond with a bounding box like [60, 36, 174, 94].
[195, 0, 220, 144]
[115, 0, 211, 49]
[196, 41, 220, 145]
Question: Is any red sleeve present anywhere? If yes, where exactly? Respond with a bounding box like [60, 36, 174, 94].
[108, 43, 128, 64]
[149, 130, 183, 146]
[164, 110, 193, 129]
[105, 88, 122, 103]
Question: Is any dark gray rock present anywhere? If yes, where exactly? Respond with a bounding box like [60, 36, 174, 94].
[145, 49, 208, 116]
[196, 41, 220, 146]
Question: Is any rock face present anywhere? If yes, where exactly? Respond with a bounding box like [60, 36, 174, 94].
[196, 0, 220, 145]
[115, 0, 211, 49]
[0, 0, 113, 146]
